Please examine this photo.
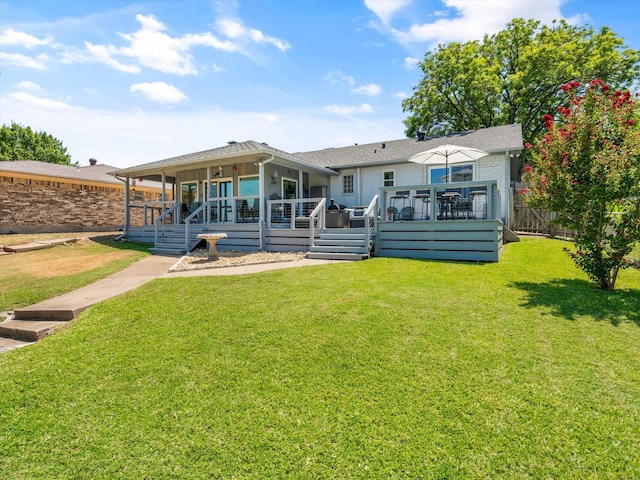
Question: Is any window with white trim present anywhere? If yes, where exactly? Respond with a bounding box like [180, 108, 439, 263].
[343, 174, 354, 194]
[383, 170, 395, 187]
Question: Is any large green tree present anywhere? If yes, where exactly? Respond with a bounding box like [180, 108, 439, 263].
[0, 122, 72, 165]
[402, 18, 640, 147]
[522, 79, 640, 291]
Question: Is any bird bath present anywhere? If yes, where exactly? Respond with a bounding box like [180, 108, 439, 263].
[197, 233, 228, 259]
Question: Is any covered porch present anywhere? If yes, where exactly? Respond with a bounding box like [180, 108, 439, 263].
[111, 141, 338, 255]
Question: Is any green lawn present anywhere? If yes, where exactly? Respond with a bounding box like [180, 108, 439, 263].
[1, 238, 639, 479]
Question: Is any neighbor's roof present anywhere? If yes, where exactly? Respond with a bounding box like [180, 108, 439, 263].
[0, 160, 164, 189]
[295, 124, 523, 168]
[112, 140, 338, 177]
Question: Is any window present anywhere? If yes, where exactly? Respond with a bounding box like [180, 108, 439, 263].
[239, 176, 259, 196]
[343, 174, 354, 194]
[383, 171, 394, 187]
[429, 164, 474, 183]
[181, 181, 199, 205]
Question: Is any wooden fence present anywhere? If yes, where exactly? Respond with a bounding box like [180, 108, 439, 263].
[512, 182, 578, 238]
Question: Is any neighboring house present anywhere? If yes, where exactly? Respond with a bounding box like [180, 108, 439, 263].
[0, 159, 168, 234]
[113, 124, 523, 262]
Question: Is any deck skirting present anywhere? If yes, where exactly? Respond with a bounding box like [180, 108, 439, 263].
[376, 220, 503, 262]
[128, 219, 503, 261]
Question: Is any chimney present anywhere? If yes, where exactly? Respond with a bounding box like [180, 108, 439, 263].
[417, 131, 425, 141]
[381, 143, 386, 149]
[89, 158, 97, 166]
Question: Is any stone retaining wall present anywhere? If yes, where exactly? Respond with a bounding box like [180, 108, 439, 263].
[0, 175, 160, 234]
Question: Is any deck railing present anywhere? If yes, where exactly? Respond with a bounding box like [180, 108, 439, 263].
[131, 200, 177, 226]
[379, 180, 499, 222]
[267, 198, 323, 229]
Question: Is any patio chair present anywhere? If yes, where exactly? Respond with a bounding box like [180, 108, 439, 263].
[399, 206, 415, 221]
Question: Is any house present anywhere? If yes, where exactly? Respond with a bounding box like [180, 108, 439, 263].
[0, 159, 168, 234]
[112, 124, 523, 262]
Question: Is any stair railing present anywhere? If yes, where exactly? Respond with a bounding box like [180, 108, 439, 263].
[363, 195, 378, 253]
[308, 198, 327, 248]
[154, 201, 180, 246]
[184, 202, 207, 251]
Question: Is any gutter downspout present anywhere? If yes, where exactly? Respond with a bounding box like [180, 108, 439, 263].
[114, 175, 130, 240]
[258, 154, 275, 250]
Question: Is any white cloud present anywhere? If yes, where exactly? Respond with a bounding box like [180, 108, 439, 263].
[15, 81, 41, 91]
[8, 92, 72, 109]
[81, 13, 288, 76]
[392, 91, 408, 100]
[388, 0, 568, 45]
[0, 28, 53, 48]
[351, 83, 382, 97]
[216, 19, 290, 51]
[84, 42, 140, 73]
[404, 56, 419, 69]
[324, 103, 374, 116]
[115, 14, 202, 75]
[0, 52, 48, 70]
[364, 0, 411, 25]
[324, 70, 356, 86]
[130, 82, 188, 104]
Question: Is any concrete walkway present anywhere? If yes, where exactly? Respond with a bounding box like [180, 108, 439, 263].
[0, 255, 341, 353]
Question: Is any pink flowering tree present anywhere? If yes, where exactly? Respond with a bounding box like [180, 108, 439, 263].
[522, 79, 640, 290]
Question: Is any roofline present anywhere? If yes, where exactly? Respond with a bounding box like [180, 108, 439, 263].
[111, 147, 339, 177]
[326, 146, 524, 169]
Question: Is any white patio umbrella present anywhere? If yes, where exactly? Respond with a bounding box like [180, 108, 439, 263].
[408, 144, 489, 182]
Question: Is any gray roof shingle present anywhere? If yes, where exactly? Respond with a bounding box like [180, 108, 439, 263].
[294, 124, 523, 168]
[113, 140, 319, 176]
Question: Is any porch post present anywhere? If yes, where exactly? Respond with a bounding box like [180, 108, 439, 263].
[298, 170, 303, 217]
[206, 166, 211, 224]
[161, 171, 166, 203]
[258, 161, 265, 250]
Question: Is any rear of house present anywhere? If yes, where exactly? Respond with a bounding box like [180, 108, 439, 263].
[113, 124, 523, 262]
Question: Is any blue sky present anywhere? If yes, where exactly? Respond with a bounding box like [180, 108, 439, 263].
[1, 0, 638, 169]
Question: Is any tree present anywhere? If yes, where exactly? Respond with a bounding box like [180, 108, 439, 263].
[521, 79, 640, 290]
[402, 18, 640, 148]
[0, 122, 72, 165]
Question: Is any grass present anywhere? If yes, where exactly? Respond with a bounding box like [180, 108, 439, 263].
[1, 238, 639, 478]
[0, 233, 150, 311]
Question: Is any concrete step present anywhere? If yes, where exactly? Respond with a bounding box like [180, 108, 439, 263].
[0, 319, 68, 342]
[150, 247, 186, 256]
[307, 251, 369, 261]
[15, 307, 77, 321]
[3, 238, 77, 253]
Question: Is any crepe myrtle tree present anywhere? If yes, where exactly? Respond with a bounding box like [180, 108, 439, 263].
[522, 79, 640, 290]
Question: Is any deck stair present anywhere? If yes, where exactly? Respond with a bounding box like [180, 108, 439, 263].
[149, 226, 201, 256]
[307, 228, 372, 261]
